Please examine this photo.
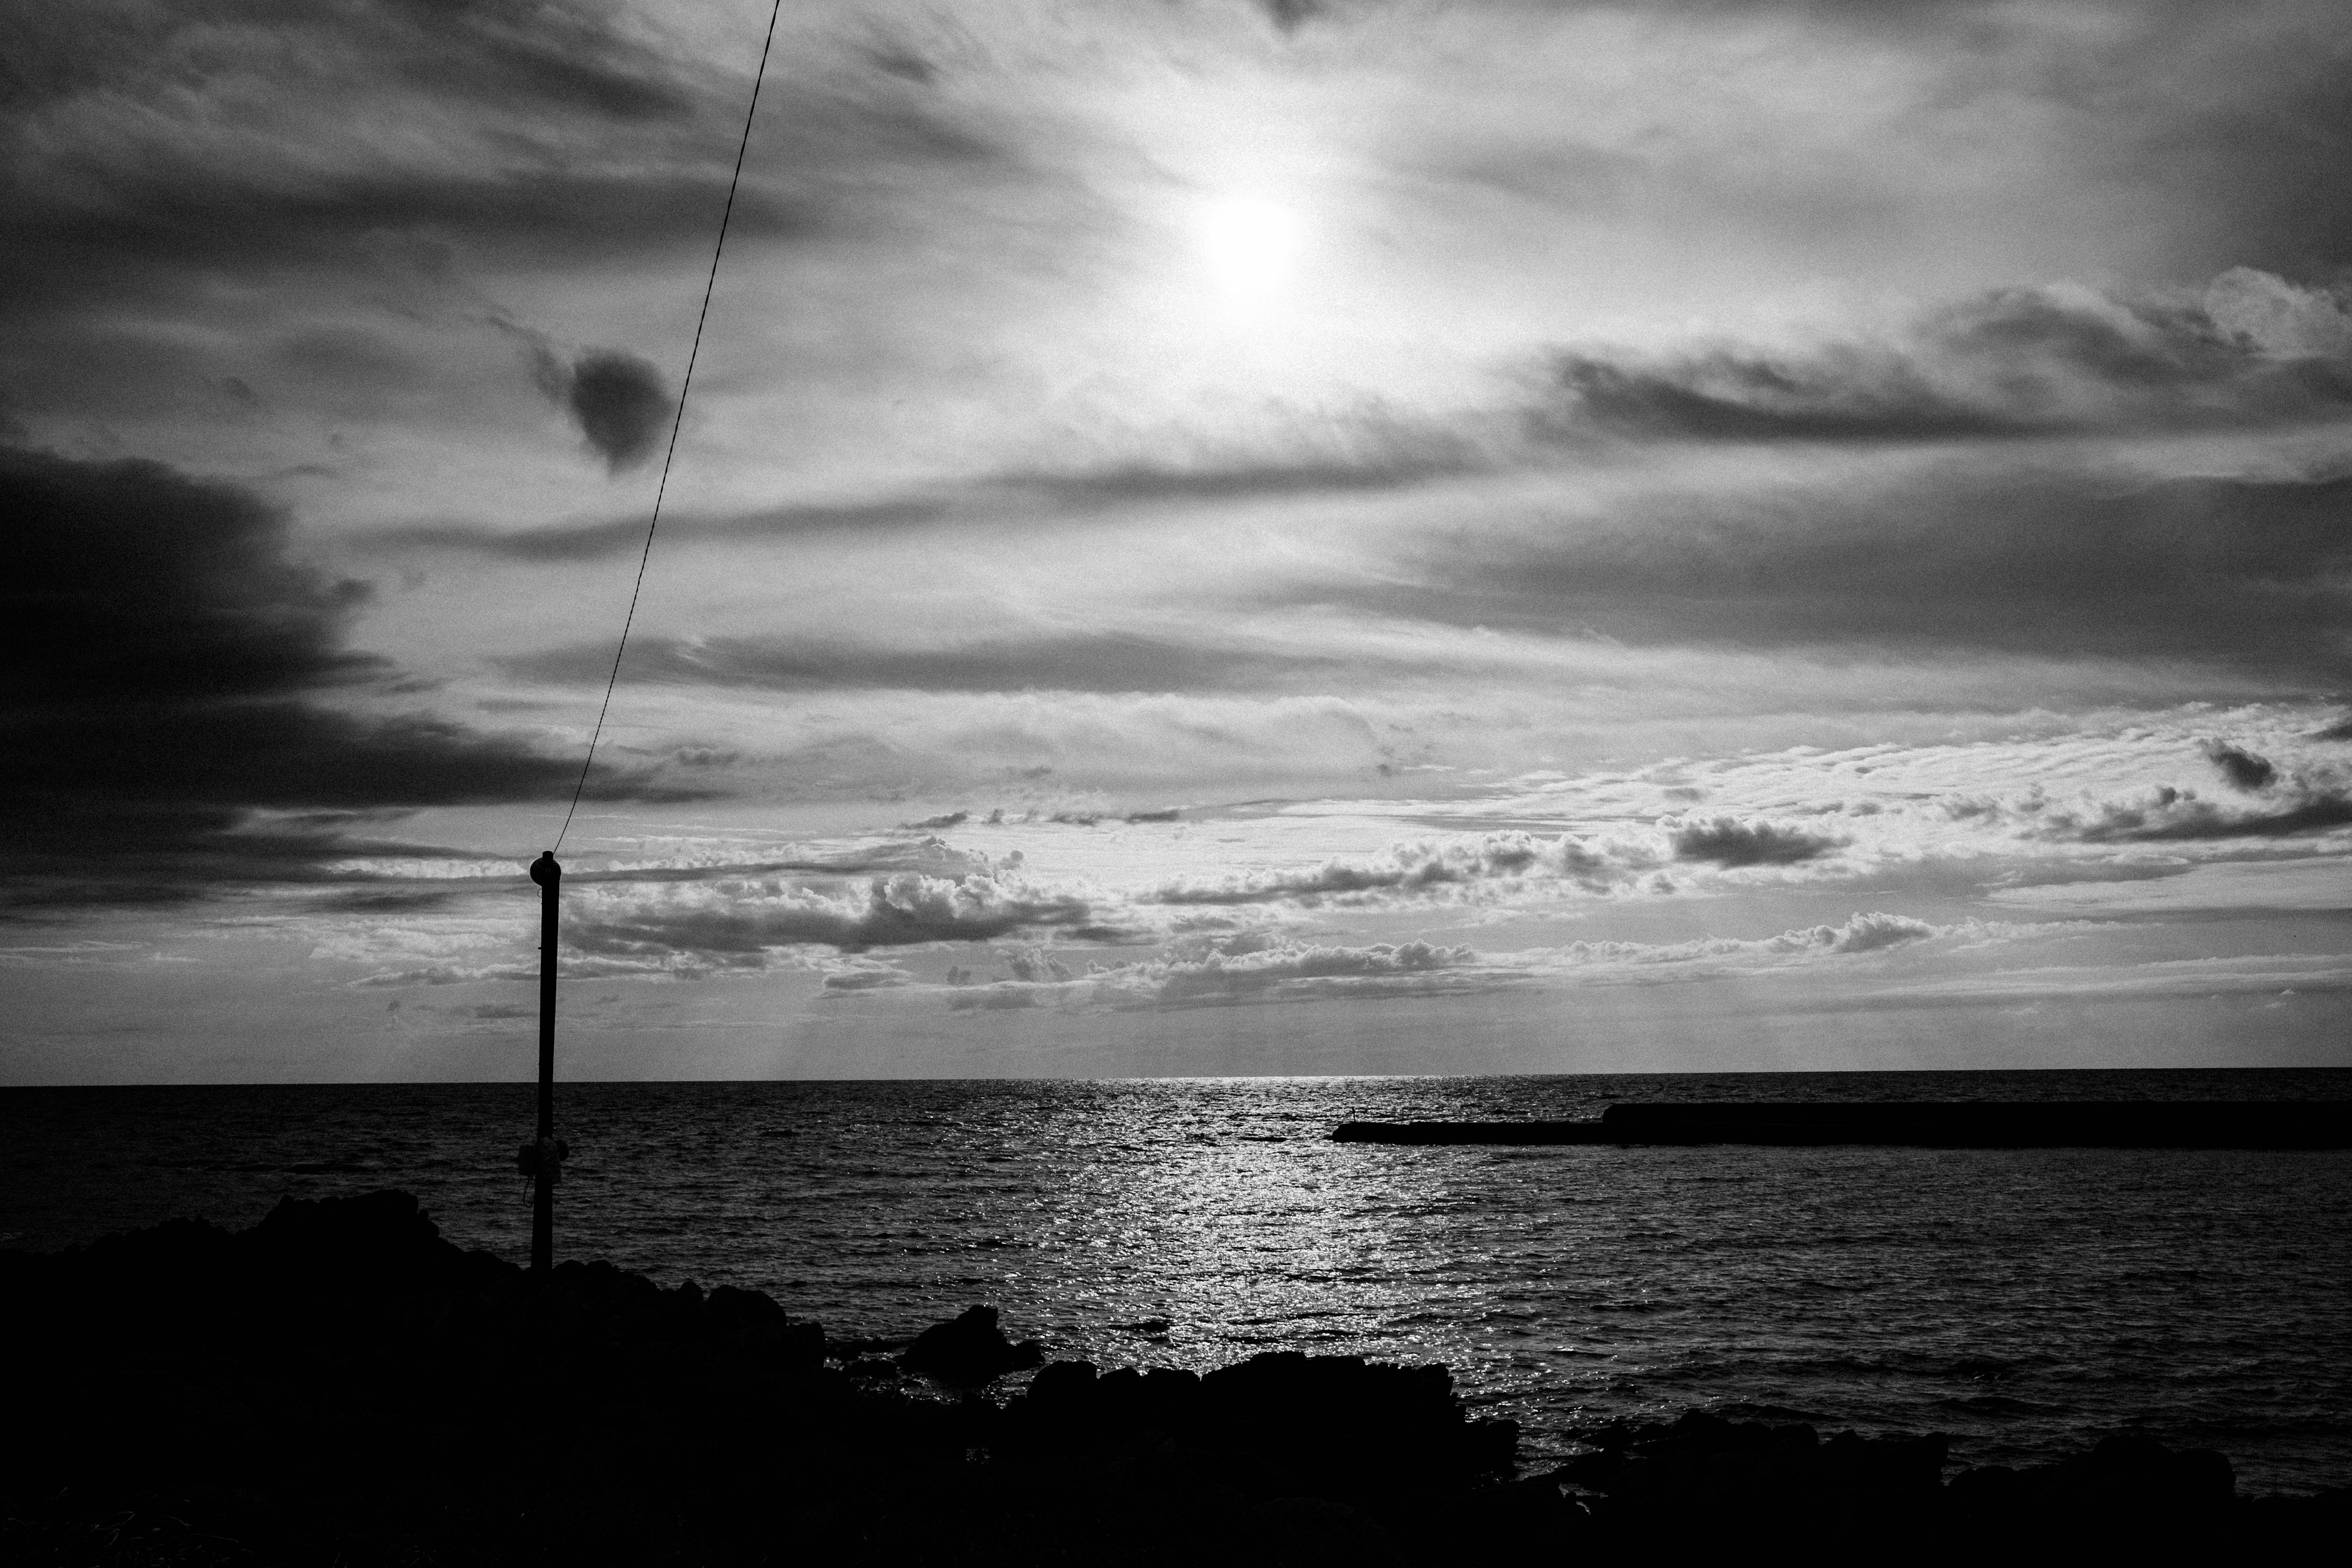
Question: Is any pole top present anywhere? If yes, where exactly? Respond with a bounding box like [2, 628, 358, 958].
[529, 850, 560, 887]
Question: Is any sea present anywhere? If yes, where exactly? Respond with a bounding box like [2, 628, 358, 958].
[5, 1069, 2348, 1496]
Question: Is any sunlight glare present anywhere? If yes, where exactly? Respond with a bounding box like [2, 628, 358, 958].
[1198, 196, 1302, 303]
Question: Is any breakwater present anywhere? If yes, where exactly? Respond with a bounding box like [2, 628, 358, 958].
[1333, 1099, 2352, 1148]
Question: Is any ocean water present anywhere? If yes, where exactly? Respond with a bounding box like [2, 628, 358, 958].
[5, 1070, 2348, 1494]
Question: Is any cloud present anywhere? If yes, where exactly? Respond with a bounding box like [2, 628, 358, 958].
[0, 448, 685, 908]
[1144, 937, 1476, 1005]
[9, 448, 379, 700]
[1147, 829, 1664, 907]
[1877, 733, 2352, 846]
[1529, 910, 1941, 970]
[566, 870, 1131, 962]
[0, 0, 1019, 463]
[1143, 817, 1847, 910]
[1665, 816, 1845, 867]
[360, 497, 951, 563]
[533, 349, 671, 472]
[1535, 272, 2352, 445]
[497, 630, 1316, 696]
[1804, 910, 1936, 955]
[902, 911, 1949, 1016]
[1359, 463, 2352, 682]
[820, 959, 914, 993]
[0, 0, 998, 293]
[2047, 778, 2352, 843]
[2202, 739, 2279, 791]
[931, 935, 1490, 1012]
[1000, 417, 1486, 506]
[6, 1, 700, 125]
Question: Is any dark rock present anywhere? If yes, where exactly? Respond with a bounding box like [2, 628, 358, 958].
[904, 1303, 1037, 1385]
[1028, 1359, 1099, 1406]
[1953, 1431, 2236, 1518]
[1444, 1472, 1590, 1555]
[1243, 1495, 1402, 1567]
[5, 1193, 2337, 1565]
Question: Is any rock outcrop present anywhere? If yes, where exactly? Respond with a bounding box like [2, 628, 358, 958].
[2, 1191, 2343, 1564]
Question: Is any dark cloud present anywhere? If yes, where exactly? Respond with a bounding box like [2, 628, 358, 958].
[356, 441, 1475, 565]
[2054, 783, 2352, 843]
[1535, 274, 2352, 445]
[9, 448, 379, 701]
[1666, 817, 1845, 867]
[2, 1, 697, 123]
[2, 2, 786, 312]
[0, 0, 1011, 445]
[1349, 464, 2352, 682]
[1262, 1, 1330, 37]
[1011, 450, 1479, 505]
[0, 448, 693, 908]
[359, 497, 951, 562]
[1546, 352, 2026, 443]
[2202, 741, 2280, 792]
[533, 349, 671, 472]
[496, 631, 1313, 696]
[2037, 741, 2352, 841]
[571, 839, 987, 887]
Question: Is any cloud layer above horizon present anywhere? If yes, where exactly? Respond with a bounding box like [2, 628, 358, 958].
[4, 0, 2348, 1079]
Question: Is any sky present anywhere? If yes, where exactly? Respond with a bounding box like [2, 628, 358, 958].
[4, 0, 2349, 1083]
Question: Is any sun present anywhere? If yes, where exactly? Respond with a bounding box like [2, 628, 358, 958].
[1196, 196, 1302, 303]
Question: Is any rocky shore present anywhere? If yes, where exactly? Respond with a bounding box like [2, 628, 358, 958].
[4, 1191, 2342, 1564]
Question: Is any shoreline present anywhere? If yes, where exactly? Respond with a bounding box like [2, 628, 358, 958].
[6, 1190, 2345, 1564]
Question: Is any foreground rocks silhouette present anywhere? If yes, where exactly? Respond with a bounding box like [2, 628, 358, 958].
[2, 1192, 2342, 1565]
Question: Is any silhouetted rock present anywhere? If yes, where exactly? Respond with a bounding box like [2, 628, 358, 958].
[1244, 1495, 1402, 1567]
[903, 1302, 1046, 1384]
[1950, 1431, 2235, 1518]
[1, 1193, 2342, 1565]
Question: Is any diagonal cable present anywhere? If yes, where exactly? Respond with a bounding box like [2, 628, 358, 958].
[554, 0, 786, 853]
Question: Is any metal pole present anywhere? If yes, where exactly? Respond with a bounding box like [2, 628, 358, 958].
[529, 850, 560, 1272]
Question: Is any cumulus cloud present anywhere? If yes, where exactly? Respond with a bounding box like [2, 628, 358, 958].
[1147, 937, 1474, 1004]
[1961, 737, 2352, 843]
[1146, 818, 1846, 909]
[2046, 778, 2352, 843]
[934, 935, 1490, 1012]
[1526, 911, 1942, 971]
[1665, 816, 1845, 867]
[820, 959, 914, 992]
[1147, 829, 1660, 905]
[2201, 740, 2278, 792]
[1794, 911, 1936, 956]
[894, 910, 1950, 1015]
[567, 870, 1130, 962]
[1536, 271, 2352, 445]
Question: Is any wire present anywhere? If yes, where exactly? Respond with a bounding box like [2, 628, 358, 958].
[554, 0, 786, 854]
